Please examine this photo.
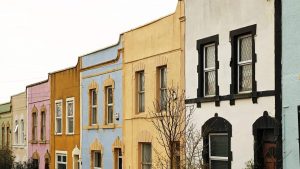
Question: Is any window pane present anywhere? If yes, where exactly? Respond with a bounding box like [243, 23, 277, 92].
[139, 72, 145, 91]
[239, 35, 252, 62]
[142, 164, 151, 169]
[239, 64, 252, 91]
[92, 108, 97, 124]
[160, 67, 167, 88]
[139, 93, 145, 112]
[108, 106, 113, 124]
[57, 119, 62, 133]
[68, 117, 74, 133]
[160, 89, 167, 110]
[210, 135, 228, 157]
[142, 144, 152, 163]
[211, 160, 228, 169]
[94, 152, 101, 167]
[205, 71, 216, 95]
[205, 44, 215, 68]
[56, 103, 62, 117]
[92, 90, 97, 106]
[107, 87, 113, 104]
[68, 101, 73, 116]
[58, 164, 66, 169]
[63, 155, 66, 162]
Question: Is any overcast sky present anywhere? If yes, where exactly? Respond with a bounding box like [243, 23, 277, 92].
[0, 0, 178, 103]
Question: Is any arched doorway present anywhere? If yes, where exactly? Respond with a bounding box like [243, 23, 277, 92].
[253, 111, 279, 169]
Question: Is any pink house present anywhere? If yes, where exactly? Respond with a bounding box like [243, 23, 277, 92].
[27, 79, 51, 169]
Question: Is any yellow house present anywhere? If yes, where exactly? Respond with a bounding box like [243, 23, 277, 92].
[122, 1, 185, 168]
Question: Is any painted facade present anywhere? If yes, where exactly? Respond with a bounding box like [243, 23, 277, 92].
[185, 0, 281, 168]
[49, 63, 81, 169]
[80, 37, 123, 169]
[0, 102, 12, 149]
[11, 92, 28, 162]
[122, 1, 185, 168]
[282, 0, 300, 168]
[27, 79, 51, 169]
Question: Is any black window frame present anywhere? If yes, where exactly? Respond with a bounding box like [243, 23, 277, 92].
[196, 35, 220, 107]
[229, 24, 257, 105]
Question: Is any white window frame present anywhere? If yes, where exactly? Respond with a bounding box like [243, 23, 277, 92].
[66, 97, 75, 135]
[137, 71, 145, 113]
[94, 151, 102, 169]
[14, 120, 18, 145]
[209, 133, 228, 169]
[91, 89, 98, 125]
[237, 34, 252, 93]
[106, 87, 114, 124]
[21, 119, 24, 145]
[159, 66, 167, 110]
[55, 100, 63, 135]
[203, 43, 216, 97]
[56, 151, 67, 169]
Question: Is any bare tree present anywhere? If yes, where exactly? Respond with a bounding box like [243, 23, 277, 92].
[148, 87, 203, 169]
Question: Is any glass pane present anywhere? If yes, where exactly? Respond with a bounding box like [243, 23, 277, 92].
[160, 67, 167, 88]
[160, 89, 167, 110]
[68, 102, 73, 116]
[108, 106, 113, 123]
[239, 35, 252, 62]
[210, 135, 228, 157]
[94, 152, 101, 167]
[139, 72, 145, 91]
[142, 164, 151, 169]
[239, 64, 252, 92]
[58, 164, 66, 169]
[57, 119, 62, 133]
[139, 93, 145, 112]
[107, 87, 113, 104]
[92, 108, 97, 124]
[42, 112, 46, 126]
[205, 71, 216, 95]
[92, 90, 97, 106]
[63, 155, 66, 162]
[68, 118, 74, 133]
[58, 155, 61, 161]
[142, 144, 152, 163]
[205, 44, 215, 68]
[211, 160, 228, 169]
[56, 103, 62, 117]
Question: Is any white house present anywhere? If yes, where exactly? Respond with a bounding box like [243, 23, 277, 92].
[185, 0, 282, 168]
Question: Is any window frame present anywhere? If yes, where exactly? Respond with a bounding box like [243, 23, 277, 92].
[66, 97, 75, 135]
[105, 86, 114, 125]
[158, 66, 167, 111]
[209, 133, 229, 168]
[90, 89, 98, 125]
[32, 112, 37, 141]
[56, 152, 67, 169]
[2, 126, 5, 148]
[229, 24, 257, 105]
[137, 71, 145, 113]
[140, 143, 152, 169]
[93, 151, 102, 169]
[21, 119, 24, 144]
[41, 111, 46, 141]
[196, 35, 219, 107]
[55, 100, 63, 135]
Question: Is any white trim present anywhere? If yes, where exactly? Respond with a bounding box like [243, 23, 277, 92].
[203, 43, 216, 97]
[55, 100, 63, 135]
[66, 97, 75, 135]
[55, 151, 67, 169]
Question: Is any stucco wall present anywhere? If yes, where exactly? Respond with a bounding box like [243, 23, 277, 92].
[50, 64, 80, 169]
[27, 80, 50, 169]
[0, 103, 12, 148]
[11, 92, 28, 162]
[185, 0, 276, 168]
[81, 42, 123, 169]
[123, 1, 184, 168]
[282, 0, 300, 168]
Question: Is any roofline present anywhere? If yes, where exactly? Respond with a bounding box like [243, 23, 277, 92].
[48, 65, 77, 75]
[78, 34, 123, 58]
[11, 91, 26, 98]
[26, 79, 49, 88]
[0, 102, 11, 106]
[122, 13, 174, 34]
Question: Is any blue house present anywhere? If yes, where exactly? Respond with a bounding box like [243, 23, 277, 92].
[80, 36, 123, 169]
[282, 0, 300, 168]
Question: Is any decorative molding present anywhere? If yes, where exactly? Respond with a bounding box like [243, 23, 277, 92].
[40, 104, 46, 113]
[155, 55, 168, 68]
[137, 130, 153, 143]
[88, 80, 99, 92]
[103, 77, 115, 89]
[111, 136, 123, 152]
[32, 105, 38, 113]
[32, 150, 40, 160]
[133, 62, 145, 72]
[90, 138, 103, 151]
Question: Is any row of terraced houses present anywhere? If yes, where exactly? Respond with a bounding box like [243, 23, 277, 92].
[1, 0, 300, 169]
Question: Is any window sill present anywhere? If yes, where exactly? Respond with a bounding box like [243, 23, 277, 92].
[39, 140, 47, 144]
[55, 133, 62, 136]
[87, 124, 99, 130]
[29, 140, 38, 144]
[101, 124, 116, 129]
[134, 112, 147, 119]
[66, 133, 74, 135]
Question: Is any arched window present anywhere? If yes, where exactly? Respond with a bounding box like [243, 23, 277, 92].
[202, 113, 232, 169]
